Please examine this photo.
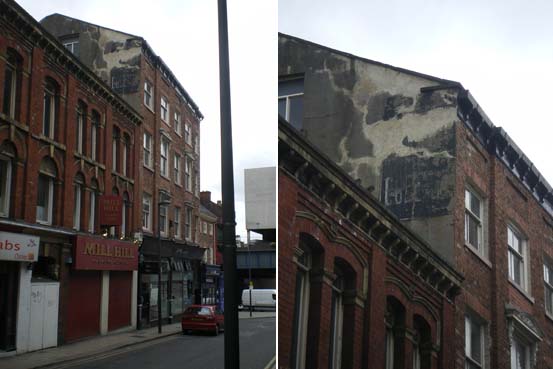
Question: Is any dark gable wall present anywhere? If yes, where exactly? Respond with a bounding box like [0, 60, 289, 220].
[279, 35, 460, 262]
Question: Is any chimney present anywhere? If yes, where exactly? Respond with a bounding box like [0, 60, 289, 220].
[200, 191, 211, 203]
[217, 200, 222, 206]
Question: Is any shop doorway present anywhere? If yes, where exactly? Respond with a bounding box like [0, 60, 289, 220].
[0, 261, 18, 351]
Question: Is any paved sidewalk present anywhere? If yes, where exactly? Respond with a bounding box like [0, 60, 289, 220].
[0, 311, 275, 369]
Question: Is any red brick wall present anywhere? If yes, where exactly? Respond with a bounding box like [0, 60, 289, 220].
[279, 168, 455, 369]
[0, 17, 140, 344]
[139, 54, 200, 241]
[455, 121, 553, 368]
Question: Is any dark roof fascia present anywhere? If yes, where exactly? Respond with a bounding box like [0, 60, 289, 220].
[279, 116, 463, 297]
[2, 1, 142, 125]
[139, 38, 203, 121]
[457, 89, 553, 217]
[278, 32, 462, 87]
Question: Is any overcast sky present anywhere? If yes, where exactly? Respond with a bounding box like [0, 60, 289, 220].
[280, 0, 553, 190]
[18, 0, 277, 240]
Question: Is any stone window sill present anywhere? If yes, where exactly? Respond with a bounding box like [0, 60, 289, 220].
[509, 279, 535, 304]
[464, 243, 492, 269]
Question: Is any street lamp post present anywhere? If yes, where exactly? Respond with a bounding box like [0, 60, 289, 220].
[218, 1, 239, 368]
[247, 230, 252, 317]
[157, 193, 171, 334]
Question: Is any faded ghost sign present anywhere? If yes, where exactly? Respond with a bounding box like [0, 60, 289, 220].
[380, 155, 453, 219]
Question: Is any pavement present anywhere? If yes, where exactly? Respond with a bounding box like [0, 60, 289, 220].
[0, 311, 275, 369]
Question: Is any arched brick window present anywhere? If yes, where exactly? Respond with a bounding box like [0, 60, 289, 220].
[2, 48, 22, 120]
[43, 77, 59, 139]
[37, 157, 58, 225]
[385, 296, 406, 369]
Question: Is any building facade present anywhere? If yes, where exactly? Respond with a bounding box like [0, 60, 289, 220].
[279, 118, 462, 369]
[40, 13, 204, 329]
[279, 33, 553, 369]
[0, 0, 142, 352]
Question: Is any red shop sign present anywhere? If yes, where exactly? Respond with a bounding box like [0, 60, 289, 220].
[74, 235, 138, 271]
[99, 195, 123, 226]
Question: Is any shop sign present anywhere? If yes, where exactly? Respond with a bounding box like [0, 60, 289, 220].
[0, 231, 39, 262]
[74, 235, 138, 271]
[98, 195, 122, 226]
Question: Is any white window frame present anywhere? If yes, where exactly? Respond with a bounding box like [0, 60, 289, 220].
[510, 336, 531, 369]
[185, 207, 192, 241]
[174, 153, 181, 185]
[122, 138, 128, 177]
[73, 181, 82, 230]
[143, 132, 152, 168]
[293, 248, 311, 369]
[174, 207, 181, 239]
[160, 136, 169, 177]
[0, 156, 12, 217]
[330, 275, 344, 369]
[465, 315, 486, 369]
[63, 40, 79, 56]
[508, 225, 529, 293]
[36, 173, 54, 225]
[91, 112, 99, 161]
[185, 157, 192, 191]
[465, 187, 485, 257]
[174, 111, 182, 136]
[160, 205, 168, 237]
[88, 188, 97, 233]
[161, 96, 169, 123]
[144, 81, 153, 110]
[208, 223, 213, 236]
[3, 51, 18, 119]
[142, 194, 152, 231]
[545, 263, 553, 316]
[184, 122, 191, 145]
[43, 81, 56, 139]
[77, 104, 85, 154]
[112, 131, 118, 172]
[121, 200, 127, 238]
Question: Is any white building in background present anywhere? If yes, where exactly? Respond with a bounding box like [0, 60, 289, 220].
[244, 167, 276, 242]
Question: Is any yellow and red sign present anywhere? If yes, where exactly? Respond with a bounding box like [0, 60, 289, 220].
[74, 235, 137, 271]
[99, 195, 123, 226]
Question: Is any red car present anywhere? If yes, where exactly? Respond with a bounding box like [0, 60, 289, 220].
[181, 305, 224, 335]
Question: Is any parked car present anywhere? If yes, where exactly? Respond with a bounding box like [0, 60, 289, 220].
[241, 289, 276, 310]
[181, 305, 224, 335]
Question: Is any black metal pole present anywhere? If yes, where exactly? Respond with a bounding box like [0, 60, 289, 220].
[158, 202, 162, 334]
[248, 241, 252, 317]
[218, 1, 239, 368]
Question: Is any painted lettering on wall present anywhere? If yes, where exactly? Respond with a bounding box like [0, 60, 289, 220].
[381, 155, 453, 219]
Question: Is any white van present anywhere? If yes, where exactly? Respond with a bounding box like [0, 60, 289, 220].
[241, 289, 276, 310]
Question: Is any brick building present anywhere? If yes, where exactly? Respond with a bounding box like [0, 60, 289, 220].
[40, 12, 204, 328]
[279, 118, 462, 368]
[199, 204, 221, 305]
[200, 191, 223, 265]
[0, 0, 142, 353]
[279, 32, 553, 369]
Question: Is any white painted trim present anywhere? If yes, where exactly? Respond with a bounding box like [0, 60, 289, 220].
[131, 270, 137, 328]
[16, 262, 32, 354]
[100, 271, 109, 335]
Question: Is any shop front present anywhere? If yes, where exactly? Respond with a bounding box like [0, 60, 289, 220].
[138, 238, 204, 328]
[66, 235, 138, 342]
[0, 230, 40, 353]
[202, 264, 221, 305]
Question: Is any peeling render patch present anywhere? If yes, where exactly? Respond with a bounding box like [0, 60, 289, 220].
[280, 34, 458, 217]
